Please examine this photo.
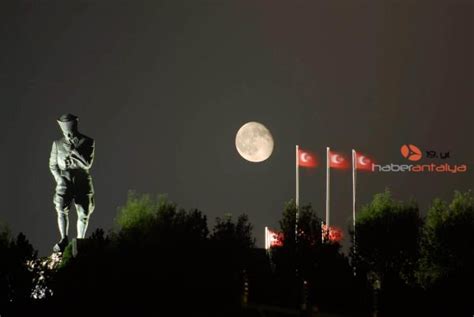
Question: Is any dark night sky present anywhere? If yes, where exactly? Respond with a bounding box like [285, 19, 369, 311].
[1, 0, 473, 255]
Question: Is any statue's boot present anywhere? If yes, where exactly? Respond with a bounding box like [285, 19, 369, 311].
[53, 236, 69, 253]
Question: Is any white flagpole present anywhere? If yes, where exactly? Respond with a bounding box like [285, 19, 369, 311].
[352, 150, 357, 244]
[265, 226, 268, 250]
[296, 145, 300, 208]
[352, 150, 358, 276]
[295, 145, 299, 241]
[326, 147, 330, 228]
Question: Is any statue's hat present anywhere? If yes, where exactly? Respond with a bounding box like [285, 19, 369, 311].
[57, 114, 78, 123]
[57, 114, 78, 134]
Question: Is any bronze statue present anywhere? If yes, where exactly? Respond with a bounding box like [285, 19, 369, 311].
[49, 114, 95, 252]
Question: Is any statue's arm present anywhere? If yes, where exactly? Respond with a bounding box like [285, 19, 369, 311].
[71, 140, 95, 170]
[49, 141, 61, 181]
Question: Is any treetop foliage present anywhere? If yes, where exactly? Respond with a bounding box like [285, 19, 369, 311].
[115, 191, 175, 231]
[0, 221, 10, 247]
[357, 188, 419, 224]
[354, 189, 422, 284]
[2, 189, 474, 316]
[418, 190, 474, 288]
[211, 213, 255, 250]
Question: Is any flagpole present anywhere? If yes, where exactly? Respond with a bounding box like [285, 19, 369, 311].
[326, 147, 330, 228]
[295, 145, 303, 310]
[265, 226, 268, 250]
[295, 145, 299, 241]
[352, 149, 357, 242]
[352, 150, 357, 276]
[296, 145, 299, 208]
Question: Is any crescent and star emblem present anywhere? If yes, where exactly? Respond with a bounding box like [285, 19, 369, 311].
[358, 156, 368, 165]
[301, 153, 310, 162]
[331, 154, 344, 164]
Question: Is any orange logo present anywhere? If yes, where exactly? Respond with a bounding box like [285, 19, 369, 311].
[401, 144, 422, 161]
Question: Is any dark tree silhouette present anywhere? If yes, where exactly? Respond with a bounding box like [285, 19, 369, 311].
[6, 190, 474, 317]
[417, 190, 474, 316]
[270, 200, 356, 315]
[210, 214, 256, 313]
[47, 193, 253, 317]
[211, 213, 255, 250]
[352, 189, 423, 316]
[0, 224, 37, 315]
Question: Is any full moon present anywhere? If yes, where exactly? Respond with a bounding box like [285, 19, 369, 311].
[235, 122, 274, 162]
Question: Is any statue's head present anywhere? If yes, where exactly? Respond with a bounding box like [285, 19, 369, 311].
[57, 114, 79, 140]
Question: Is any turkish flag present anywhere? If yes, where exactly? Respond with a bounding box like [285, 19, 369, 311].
[321, 224, 344, 242]
[265, 227, 283, 249]
[298, 148, 317, 168]
[329, 151, 349, 169]
[355, 152, 374, 171]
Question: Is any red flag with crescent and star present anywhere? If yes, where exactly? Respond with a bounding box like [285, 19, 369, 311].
[329, 151, 349, 169]
[355, 152, 374, 171]
[265, 227, 283, 249]
[298, 148, 317, 168]
[321, 224, 344, 242]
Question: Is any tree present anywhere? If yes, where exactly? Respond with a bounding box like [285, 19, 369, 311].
[271, 200, 354, 314]
[417, 190, 474, 315]
[115, 191, 209, 247]
[354, 189, 422, 281]
[0, 224, 37, 313]
[272, 200, 323, 278]
[211, 213, 255, 253]
[277, 200, 323, 251]
[352, 189, 422, 315]
[0, 223, 11, 308]
[115, 191, 168, 232]
[210, 214, 256, 313]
